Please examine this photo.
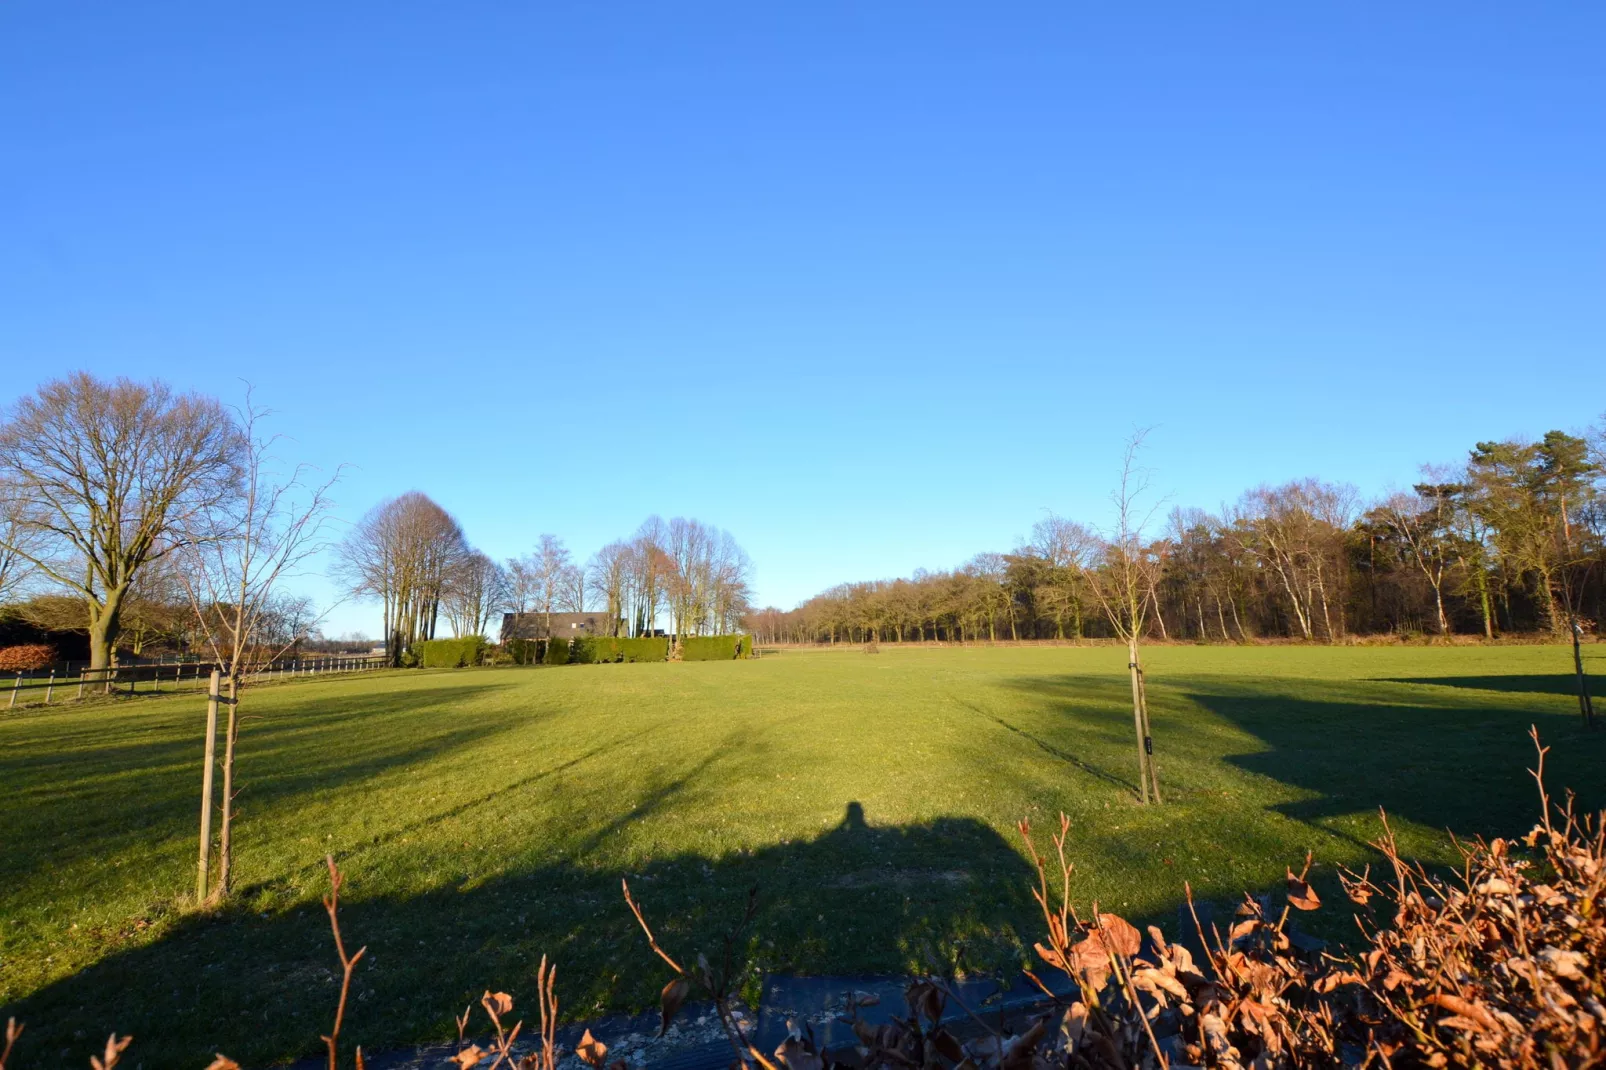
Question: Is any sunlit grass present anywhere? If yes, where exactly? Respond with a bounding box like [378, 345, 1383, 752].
[2, 643, 1602, 1065]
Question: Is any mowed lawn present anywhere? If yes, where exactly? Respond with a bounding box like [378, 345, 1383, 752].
[4, 644, 1604, 1066]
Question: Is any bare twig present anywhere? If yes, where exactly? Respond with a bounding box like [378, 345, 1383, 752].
[319, 855, 368, 1070]
[622, 878, 685, 974]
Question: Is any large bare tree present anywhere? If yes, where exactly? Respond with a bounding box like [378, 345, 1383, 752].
[0, 374, 242, 669]
[335, 492, 465, 663]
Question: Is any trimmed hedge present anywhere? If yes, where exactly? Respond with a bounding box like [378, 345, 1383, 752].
[504, 638, 539, 665]
[543, 637, 571, 665]
[617, 637, 669, 662]
[572, 636, 621, 664]
[414, 636, 486, 668]
[681, 635, 739, 661]
[741, 634, 757, 659]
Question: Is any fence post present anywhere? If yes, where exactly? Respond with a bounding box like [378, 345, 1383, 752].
[8, 672, 19, 709]
[197, 669, 221, 903]
[45, 670, 55, 704]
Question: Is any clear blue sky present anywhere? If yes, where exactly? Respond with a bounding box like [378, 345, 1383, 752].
[3, 4, 1603, 638]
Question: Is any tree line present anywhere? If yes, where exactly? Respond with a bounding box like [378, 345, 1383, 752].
[750, 425, 1606, 648]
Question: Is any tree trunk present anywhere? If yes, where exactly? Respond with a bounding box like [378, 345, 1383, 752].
[1135, 659, 1161, 804]
[1538, 569, 1565, 637]
[196, 669, 220, 902]
[1229, 595, 1249, 640]
[86, 585, 129, 670]
[1572, 616, 1596, 729]
[212, 675, 241, 902]
[1475, 566, 1494, 639]
[1128, 639, 1151, 805]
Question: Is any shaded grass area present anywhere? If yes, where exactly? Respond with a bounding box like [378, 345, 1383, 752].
[3, 645, 1603, 1066]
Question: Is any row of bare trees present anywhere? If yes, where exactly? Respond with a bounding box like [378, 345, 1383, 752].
[755, 426, 1606, 651]
[332, 502, 755, 658]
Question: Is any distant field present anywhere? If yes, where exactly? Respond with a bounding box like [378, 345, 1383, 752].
[3, 644, 1603, 1065]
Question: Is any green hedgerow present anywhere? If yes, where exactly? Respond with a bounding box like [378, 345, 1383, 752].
[681, 635, 739, 661]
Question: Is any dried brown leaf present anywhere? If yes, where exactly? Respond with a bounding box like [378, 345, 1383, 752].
[659, 976, 690, 1036]
[1096, 914, 1142, 957]
[576, 1028, 608, 1068]
[1285, 870, 1321, 911]
[451, 1045, 487, 1069]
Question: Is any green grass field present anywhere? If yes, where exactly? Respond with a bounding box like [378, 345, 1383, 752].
[3, 644, 1603, 1066]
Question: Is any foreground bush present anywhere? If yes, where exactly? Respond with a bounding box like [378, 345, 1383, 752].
[0, 645, 55, 671]
[4, 731, 1599, 1069]
[543, 637, 570, 665]
[413, 637, 486, 668]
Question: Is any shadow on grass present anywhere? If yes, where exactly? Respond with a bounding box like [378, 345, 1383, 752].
[1000, 671, 1606, 841]
[945, 692, 1139, 797]
[1378, 674, 1591, 697]
[4, 804, 1042, 1068]
[0, 680, 539, 915]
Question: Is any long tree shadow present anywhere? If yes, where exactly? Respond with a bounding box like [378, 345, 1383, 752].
[0, 680, 538, 919]
[1178, 677, 1606, 837]
[3, 804, 1042, 1068]
[997, 671, 1606, 840]
[945, 693, 1139, 796]
[1379, 674, 1592, 697]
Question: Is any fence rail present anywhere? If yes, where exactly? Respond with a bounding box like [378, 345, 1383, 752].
[3, 654, 390, 709]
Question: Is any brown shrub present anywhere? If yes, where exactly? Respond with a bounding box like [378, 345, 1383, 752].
[0, 645, 55, 671]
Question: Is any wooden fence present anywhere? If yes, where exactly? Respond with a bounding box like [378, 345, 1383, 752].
[3, 654, 390, 710]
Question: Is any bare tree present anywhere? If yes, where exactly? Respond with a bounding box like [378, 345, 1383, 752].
[334, 492, 465, 664]
[175, 395, 340, 902]
[708, 530, 752, 634]
[531, 534, 571, 637]
[587, 542, 632, 636]
[1077, 431, 1165, 804]
[1377, 485, 1458, 635]
[505, 554, 539, 616]
[0, 374, 242, 669]
[0, 480, 46, 604]
[1239, 480, 1356, 641]
[628, 517, 669, 637]
[444, 551, 507, 638]
[557, 563, 586, 613]
[1029, 513, 1097, 639]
